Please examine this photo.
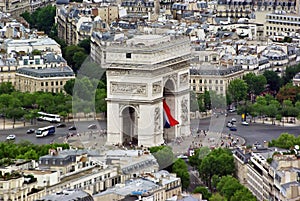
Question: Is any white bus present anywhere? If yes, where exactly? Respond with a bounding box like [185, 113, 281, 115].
[35, 126, 56, 138]
[37, 112, 61, 123]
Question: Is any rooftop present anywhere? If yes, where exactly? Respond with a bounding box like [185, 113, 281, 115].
[190, 64, 243, 76]
[16, 66, 75, 78]
[39, 189, 93, 201]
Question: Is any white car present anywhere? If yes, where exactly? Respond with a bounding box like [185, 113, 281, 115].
[241, 121, 249, 126]
[231, 118, 237, 122]
[6, 134, 16, 140]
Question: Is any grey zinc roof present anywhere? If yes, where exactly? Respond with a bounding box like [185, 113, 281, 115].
[40, 189, 93, 201]
[190, 65, 243, 76]
[43, 53, 66, 64]
[16, 66, 74, 78]
[95, 178, 160, 197]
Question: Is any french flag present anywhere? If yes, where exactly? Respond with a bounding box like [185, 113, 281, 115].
[163, 99, 179, 128]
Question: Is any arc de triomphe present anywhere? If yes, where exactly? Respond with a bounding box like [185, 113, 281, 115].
[101, 35, 191, 147]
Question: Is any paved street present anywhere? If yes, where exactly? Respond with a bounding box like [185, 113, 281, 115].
[195, 112, 300, 146]
[0, 112, 299, 150]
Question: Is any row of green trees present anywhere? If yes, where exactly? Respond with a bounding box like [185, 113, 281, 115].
[189, 148, 256, 200]
[0, 141, 69, 164]
[0, 79, 107, 125]
[269, 133, 300, 149]
[237, 93, 300, 123]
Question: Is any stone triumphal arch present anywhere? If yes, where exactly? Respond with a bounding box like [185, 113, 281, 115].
[101, 34, 191, 147]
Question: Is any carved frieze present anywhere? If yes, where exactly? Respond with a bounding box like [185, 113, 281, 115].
[181, 97, 188, 123]
[154, 107, 161, 132]
[111, 82, 147, 96]
[152, 81, 162, 94]
[164, 73, 178, 83]
[180, 73, 189, 85]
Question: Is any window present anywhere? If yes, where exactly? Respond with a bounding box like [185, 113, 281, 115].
[205, 56, 208, 62]
[46, 82, 48, 86]
[209, 80, 212, 84]
[215, 80, 218, 84]
[35, 58, 40, 65]
[60, 81, 63, 85]
[51, 81, 54, 86]
[56, 81, 58, 85]
[220, 80, 223, 84]
[126, 53, 132, 58]
[41, 82, 44, 86]
[193, 79, 196, 83]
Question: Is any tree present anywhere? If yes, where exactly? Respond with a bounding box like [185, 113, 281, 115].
[269, 133, 297, 149]
[0, 82, 15, 94]
[193, 186, 212, 200]
[265, 104, 278, 125]
[64, 46, 87, 72]
[21, 6, 56, 35]
[228, 79, 248, 104]
[276, 83, 300, 103]
[72, 51, 88, 73]
[64, 79, 75, 95]
[198, 149, 235, 190]
[243, 72, 267, 96]
[209, 193, 226, 201]
[149, 146, 175, 170]
[78, 38, 91, 54]
[263, 70, 282, 92]
[217, 176, 243, 201]
[282, 65, 300, 85]
[230, 187, 256, 201]
[204, 90, 211, 110]
[190, 92, 199, 112]
[172, 159, 190, 190]
[188, 146, 210, 168]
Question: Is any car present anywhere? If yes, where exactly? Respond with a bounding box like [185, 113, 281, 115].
[229, 126, 237, 131]
[26, 129, 35, 134]
[241, 121, 249, 126]
[67, 132, 77, 137]
[57, 123, 66, 128]
[231, 118, 237, 122]
[6, 134, 16, 140]
[88, 124, 97, 129]
[68, 126, 76, 131]
[228, 108, 236, 113]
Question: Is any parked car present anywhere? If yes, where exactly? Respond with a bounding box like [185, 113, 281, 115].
[57, 123, 66, 128]
[6, 134, 16, 140]
[231, 118, 237, 122]
[67, 132, 77, 137]
[68, 126, 76, 131]
[229, 126, 237, 131]
[26, 129, 35, 134]
[241, 121, 249, 126]
[88, 124, 97, 129]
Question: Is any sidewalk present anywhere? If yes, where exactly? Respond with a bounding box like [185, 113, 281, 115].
[0, 120, 27, 130]
[253, 118, 300, 127]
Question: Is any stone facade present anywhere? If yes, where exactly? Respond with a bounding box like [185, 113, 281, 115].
[102, 35, 192, 147]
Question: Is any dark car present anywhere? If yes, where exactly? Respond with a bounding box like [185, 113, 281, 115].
[26, 129, 35, 134]
[68, 126, 76, 130]
[57, 123, 66, 128]
[229, 126, 237, 131]
[88, 124, 97, 129]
